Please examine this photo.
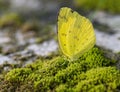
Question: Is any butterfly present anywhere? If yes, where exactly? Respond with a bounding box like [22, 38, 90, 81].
[58, 7, 96, 60]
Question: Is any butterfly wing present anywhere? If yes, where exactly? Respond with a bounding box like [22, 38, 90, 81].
[58, 7, 73, 58]
[58, 7, 96, 60]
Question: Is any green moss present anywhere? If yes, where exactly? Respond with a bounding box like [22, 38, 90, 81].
[74, 0, 120, 13]
[5, 68, 32, 82]
[0, 13, 22, 28]
[75, 67, 120, 92]
[1, 47, 120, 92]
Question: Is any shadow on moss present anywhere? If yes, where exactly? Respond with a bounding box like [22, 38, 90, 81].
[0, 47, 120, 92]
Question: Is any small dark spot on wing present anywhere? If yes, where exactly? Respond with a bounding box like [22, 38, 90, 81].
[74, 45, 76, 47]
[82, 43, 84, 45]
[77, 25, 80, 28]
[61, 33, 67, 36]
[73, 36, 80, 41]
[77, 38, 79, 41]
[73, 36, 77, 39]
[69, 30, 71, 33]
[64, 44, 66, 46]
[70, 9, 74, 13]
[59, 15, 68, 22]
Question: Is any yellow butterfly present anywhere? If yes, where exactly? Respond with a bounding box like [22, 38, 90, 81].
[58, 7, 96, 60]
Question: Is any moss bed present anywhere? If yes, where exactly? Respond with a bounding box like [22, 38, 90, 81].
[0, 47, 120, 92]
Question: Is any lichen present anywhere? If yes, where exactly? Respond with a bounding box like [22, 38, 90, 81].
[0, 47, 120, 92]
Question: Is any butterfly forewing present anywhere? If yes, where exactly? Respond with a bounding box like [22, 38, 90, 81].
[58, 8, 72, 57]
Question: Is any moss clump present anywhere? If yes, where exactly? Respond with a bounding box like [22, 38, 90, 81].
[0, 47, 120, 92]
[74, 0, 120, 13]
[0, 13, 22, 28]
[75, 67, 120, 92]
[5, 68, 32, 82]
